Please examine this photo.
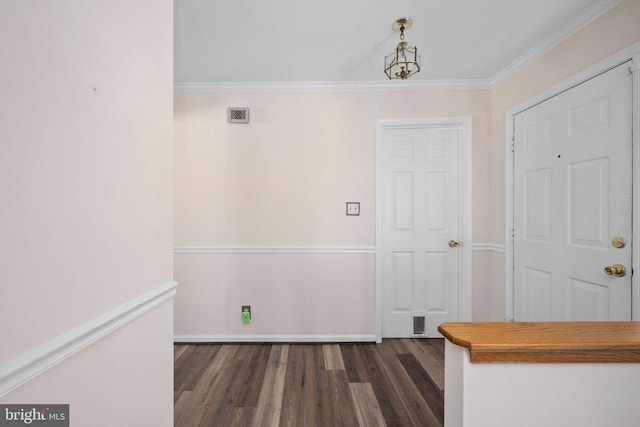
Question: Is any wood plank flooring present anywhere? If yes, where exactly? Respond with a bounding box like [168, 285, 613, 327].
[174, 339, 444, 427]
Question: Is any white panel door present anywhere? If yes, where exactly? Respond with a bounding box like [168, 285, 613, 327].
[381, 126, 460, 337]
[514, 62, 633, 321]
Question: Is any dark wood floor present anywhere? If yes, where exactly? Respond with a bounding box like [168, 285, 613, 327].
[174, 339, 444, 427]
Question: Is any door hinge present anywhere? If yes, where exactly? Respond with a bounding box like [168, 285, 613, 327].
[510, 228, 515, 243]
[510, 140, 515, 153]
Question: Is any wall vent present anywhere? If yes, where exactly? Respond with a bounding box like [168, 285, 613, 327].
[227, 107, 250, 123]
[413, 316, 426, 334]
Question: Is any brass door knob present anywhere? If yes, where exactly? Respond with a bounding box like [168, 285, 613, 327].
[604, 264, 627, 277]
[612, 236, 626, 248]
[449, 240, 459, 248]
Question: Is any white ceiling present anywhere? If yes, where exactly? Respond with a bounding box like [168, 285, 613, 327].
[174, 0, 619, 84]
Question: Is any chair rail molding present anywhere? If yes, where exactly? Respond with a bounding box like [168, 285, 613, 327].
[471, 243, 506, 253]
[0, 281, 177, 398]
[174, 244, 503, 254]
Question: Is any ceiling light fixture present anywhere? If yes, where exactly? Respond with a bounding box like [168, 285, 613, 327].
[384, 17, 421, 80]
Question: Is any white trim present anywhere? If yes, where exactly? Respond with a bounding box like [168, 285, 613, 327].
[632, 50, 640, 321]
[174, 79, 492, 93]
[472, 243, 506, 253]
[491, 0, 622, 86]
[376, 117, 473, 343]
[505, 41, 640, 321]
[174, 334, 376, 343]
[0, 281, 177, 398]
[505, 110, 516, 321]
[176, 244, 498, 254]
[174, 246, 376, 254]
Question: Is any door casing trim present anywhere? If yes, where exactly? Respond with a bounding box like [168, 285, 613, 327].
[375, 117, 473, 342]
[505, 41, 640, 321]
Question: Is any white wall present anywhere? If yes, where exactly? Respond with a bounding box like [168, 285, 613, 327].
[444, 340, 640, 427]
[0, 1, 175, 425]
[174, 89, 494, 338]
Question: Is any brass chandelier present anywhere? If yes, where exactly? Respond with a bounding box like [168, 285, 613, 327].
[384, 17, 421, 80]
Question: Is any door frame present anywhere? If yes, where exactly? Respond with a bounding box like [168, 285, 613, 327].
[505, 42, 640, 321]
[375, 117, 473, 342]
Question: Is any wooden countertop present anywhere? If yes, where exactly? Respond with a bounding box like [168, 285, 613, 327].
[438, 322, 640, 363]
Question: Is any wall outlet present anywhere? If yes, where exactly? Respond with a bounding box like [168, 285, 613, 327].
[242, 305, 251, 325]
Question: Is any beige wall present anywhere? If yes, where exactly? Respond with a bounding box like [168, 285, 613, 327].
[490, 0, 640, 320]
[175, 90, 493, 245]
[0, 1, 175, 425]
[175, 0, 640, 332]
[174, 89, 494, 337]
[175, 0, 640, 335]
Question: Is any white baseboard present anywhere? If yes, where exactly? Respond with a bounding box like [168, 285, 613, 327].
[174, 334, 377, 343]
[174, 246, 376, 254]
[0, 281, 177, 398]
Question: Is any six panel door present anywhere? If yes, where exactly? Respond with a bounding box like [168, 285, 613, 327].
[381, 126, 461, 337]
[514, 62, 633, 321]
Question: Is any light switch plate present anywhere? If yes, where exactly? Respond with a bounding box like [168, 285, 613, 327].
[346, 202, 360, 216]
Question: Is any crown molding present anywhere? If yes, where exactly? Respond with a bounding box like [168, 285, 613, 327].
[490, 0, 622, 86]
[175, 1, 622, 93]
[173, 79, 492, 93]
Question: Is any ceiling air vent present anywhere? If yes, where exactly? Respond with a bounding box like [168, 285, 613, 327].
[227, 107, 250, 123]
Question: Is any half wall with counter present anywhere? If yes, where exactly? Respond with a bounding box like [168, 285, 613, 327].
[438, 322, 640, 427]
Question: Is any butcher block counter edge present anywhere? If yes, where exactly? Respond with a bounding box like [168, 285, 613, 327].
[438, 322, 640, 363]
